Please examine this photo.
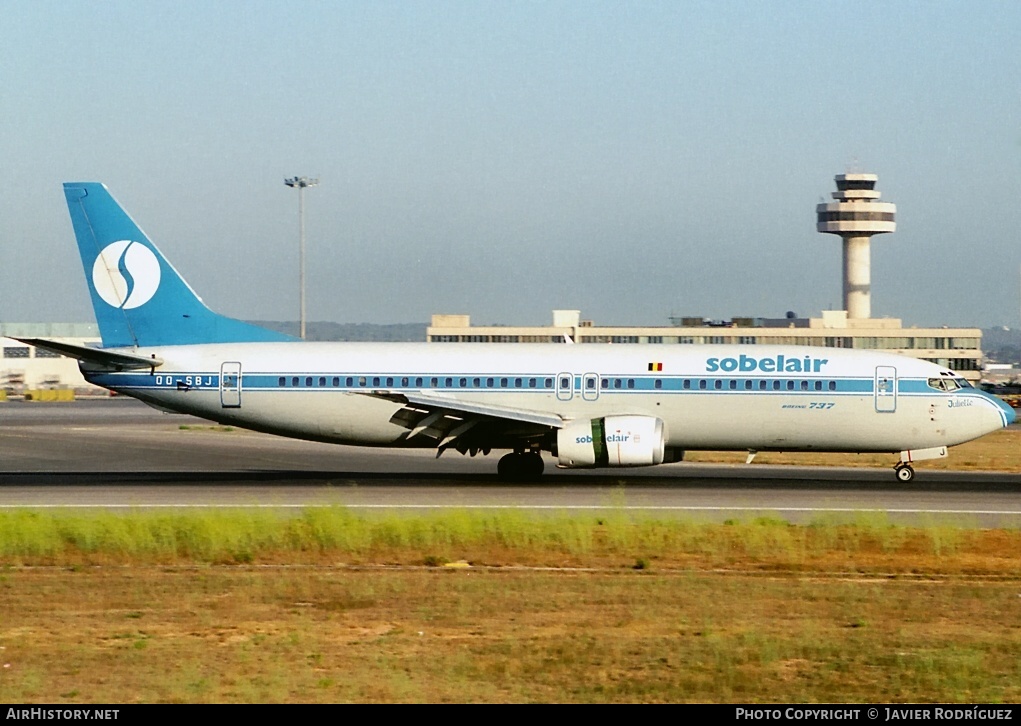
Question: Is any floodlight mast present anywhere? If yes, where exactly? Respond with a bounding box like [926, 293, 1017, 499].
[284, 176, 319, 339]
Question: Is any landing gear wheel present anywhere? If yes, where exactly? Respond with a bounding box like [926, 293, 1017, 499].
[524, 452, 544, 479]
[497, 453, 519, 479]
[895, 464, 915, 482]
[497, 452, 545, 481]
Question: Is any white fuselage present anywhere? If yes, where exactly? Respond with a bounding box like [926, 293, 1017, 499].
[82, 342, 1011, 456]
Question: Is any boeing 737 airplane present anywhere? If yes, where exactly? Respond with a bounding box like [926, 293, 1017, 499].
[17, 183, 1015, 481]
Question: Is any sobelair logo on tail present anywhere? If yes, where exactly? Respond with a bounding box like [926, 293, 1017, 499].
[706, 354, 831, 373]
[93, 240, 162, 309]
[63, 182, 292, 348]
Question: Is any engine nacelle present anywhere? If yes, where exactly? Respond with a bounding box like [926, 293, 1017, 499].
[556, 415, 667, 468]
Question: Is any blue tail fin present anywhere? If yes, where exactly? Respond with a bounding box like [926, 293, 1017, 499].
[64, 183, 294, 348]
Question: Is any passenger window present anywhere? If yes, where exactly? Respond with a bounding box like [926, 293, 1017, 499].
[814, 380, 822, 391]
[828, 381, 836, 391]
[292, 377, 300, 387]
[319, 376, 326, 387]
[305, 377, 313, 387]
[772, 381, 780, 391]
[800, 381, 809, 391]
[699, 380, 707, 390]
[501, 378, 508, 388]
[545, 378, 553, 388]
[714, 380, 722, 390]
[402, 377, 409, 386]
[654, 379, 662, 389]
[515, 378, 522, 388]
[683, 379, 691, 390]
[745, 380, 753, 390]
[431, 377, 438, 387]
[529, 378, 537, 388]
[729, 380, 737, 390]
[601, 378, 609, 389]
[759, 380, 767, 390]
[786, 381, 795, 391]
[627, 379, 635, 389]
[459, 378, 467, 387]
[346, 377, 354, 387]
[614, 379, 622, 389]
[445, 377, 453, 387]
[415, 377, 423, 387]
[278, 377, 286, 387]
[587, 378, 595, 389]
[487, 377, 494, 387]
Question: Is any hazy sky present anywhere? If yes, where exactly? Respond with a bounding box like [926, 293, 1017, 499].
[2, 1, 1019, 328]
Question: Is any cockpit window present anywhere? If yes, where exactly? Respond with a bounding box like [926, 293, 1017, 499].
[954, 377, 972, 389]
[928, 377, 963, 392]
[927, 378, 948, 391]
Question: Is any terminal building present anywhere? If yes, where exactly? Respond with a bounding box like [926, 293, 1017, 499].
[426, 310, 982, 382]
[0, 323, 101, 394]
[427, 172, 984, 382]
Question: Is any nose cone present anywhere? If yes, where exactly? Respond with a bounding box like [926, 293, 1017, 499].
[982, 391, 1017, 427]
[999, 397, 1017, 426]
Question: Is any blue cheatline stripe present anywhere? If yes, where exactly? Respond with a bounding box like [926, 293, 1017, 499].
[87, 370, 965, 398]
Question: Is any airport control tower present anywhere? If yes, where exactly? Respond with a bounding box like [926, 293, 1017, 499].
[816, 173, 896, 319]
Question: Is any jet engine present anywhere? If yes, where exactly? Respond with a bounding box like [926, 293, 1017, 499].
[556, 415, 668, 468]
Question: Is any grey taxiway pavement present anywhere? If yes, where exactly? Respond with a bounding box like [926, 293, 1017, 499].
[1, 399, 1019, 525]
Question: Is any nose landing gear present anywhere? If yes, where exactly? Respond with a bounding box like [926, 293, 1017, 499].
[894, 463, 915, 482]
[894, 446, 946, 482]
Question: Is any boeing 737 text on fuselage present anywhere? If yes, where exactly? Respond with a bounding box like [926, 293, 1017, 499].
[18, 183, 1015, 481]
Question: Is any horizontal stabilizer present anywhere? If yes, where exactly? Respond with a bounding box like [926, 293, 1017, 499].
[12, 338, 163, 370]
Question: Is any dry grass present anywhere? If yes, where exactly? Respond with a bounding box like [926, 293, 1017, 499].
[0, 567, 1019, 703]
[686, 427, 1021, 471]
[1, 511, 1020, 703]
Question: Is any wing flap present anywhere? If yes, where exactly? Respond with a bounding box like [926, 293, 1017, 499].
[371, 389, 565, 429]
[371, 389, 565, 456]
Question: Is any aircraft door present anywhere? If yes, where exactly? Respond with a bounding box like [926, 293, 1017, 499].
[582, 373, 600, 401]
[220, 361, 242, 408]
[556, 372, 574, 401]
[875, 366, 896, 413]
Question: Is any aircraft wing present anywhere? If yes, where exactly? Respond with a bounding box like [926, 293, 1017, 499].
[11, 338, 163, 370]
[364, 389, 565, 456]
[399, 391, 565, 429]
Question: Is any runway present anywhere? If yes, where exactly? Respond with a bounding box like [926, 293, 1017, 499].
[2, 399, 1019, 525]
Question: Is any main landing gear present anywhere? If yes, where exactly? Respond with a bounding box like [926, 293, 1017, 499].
[497, 451, 544, 481]
[894, 463, 915, 482]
